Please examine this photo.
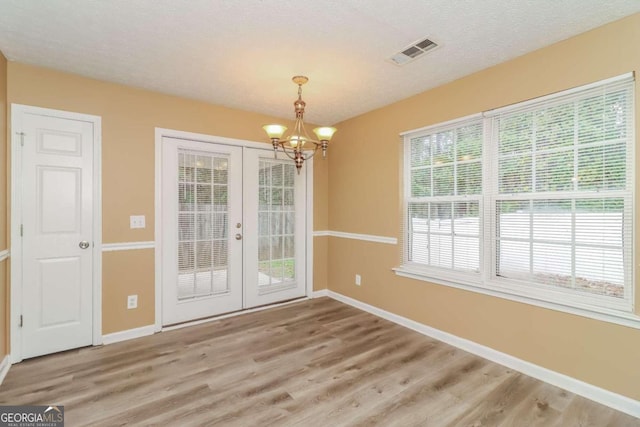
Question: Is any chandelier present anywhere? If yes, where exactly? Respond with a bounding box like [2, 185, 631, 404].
[263, 76, 337, 173]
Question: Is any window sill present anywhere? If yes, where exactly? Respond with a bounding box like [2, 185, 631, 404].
[393, 266, 640, 330]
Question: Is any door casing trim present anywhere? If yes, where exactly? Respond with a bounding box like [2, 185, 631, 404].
[153, 128, 314, 331]
[10, 104, 103, 363]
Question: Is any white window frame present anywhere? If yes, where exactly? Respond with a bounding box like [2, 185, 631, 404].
[401, 113, 485, 287]
[395, 73, 638, 326]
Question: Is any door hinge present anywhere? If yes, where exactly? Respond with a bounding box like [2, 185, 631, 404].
[20, 224, 23, 237]
[19, 315, 23, 328]
[17, 132, 25, 147]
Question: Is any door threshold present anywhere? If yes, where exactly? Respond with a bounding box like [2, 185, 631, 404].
[161, 297, 309, 332]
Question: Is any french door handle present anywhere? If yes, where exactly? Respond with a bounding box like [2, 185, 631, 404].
[235, 233, 242, 240]
[79, 241, 90, 249]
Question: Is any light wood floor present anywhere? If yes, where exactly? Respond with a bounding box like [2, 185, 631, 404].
[1, 297, 638, 426]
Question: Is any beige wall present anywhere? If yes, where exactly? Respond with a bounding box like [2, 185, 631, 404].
[102, 250, 155, 334]
[327, 13, 640, 400]
[0, 51, 7, 358]
[6, 62, 329, 334]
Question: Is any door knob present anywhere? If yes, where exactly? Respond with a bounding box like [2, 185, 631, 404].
[235, 233, 242, 240]
[79, 241, 90, 249]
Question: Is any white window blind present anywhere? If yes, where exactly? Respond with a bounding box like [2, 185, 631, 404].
[404, 117, 483, 279]
[489, 76, 634, 308]
[177, 150, 230, 300]
[400, 73, 635, 315]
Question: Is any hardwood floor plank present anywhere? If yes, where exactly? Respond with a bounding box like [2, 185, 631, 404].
[348, 351, 487, 426]
[0, 297, 637, 426]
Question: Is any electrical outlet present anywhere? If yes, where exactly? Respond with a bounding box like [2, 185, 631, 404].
[355, 274, 361, 286]
[127, 295, 138, 309]
[130, 215, 146, 229]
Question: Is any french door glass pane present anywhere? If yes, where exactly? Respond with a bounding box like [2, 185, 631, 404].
[258, 159, 296, 287]
[177, 151, 229, 300]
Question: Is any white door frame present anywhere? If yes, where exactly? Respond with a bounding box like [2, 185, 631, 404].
[154, 128, 314, 331]
[10, 104, 103, 363]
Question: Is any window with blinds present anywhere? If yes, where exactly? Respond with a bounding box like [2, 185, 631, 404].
[490, 76, 634, 308]
[400, 73, 635, 314]
[404, 117, 483, 279]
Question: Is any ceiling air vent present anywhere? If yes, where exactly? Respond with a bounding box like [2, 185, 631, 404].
[389, 37, 438, 66]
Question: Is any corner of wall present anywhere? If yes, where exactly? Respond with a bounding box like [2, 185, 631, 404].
[312, 145, 329, 291]
[0, 49, 9, 360]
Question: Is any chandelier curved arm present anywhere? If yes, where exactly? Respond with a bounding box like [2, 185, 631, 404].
[277, 140, 320, 160]
[277, 143, 300, 161]
[278, 138, 321, 150]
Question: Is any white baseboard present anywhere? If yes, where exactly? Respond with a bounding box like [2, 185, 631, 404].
[312, 289, 329, 298]
[102, 325, 155, 345]
[326, 290, 640, 419]
[0, 355, 10, 386]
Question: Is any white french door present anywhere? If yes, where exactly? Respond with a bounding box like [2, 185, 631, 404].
[161, 137, 307, 325]
[243, 150, 307, 307]
[161, 138, 243, 325]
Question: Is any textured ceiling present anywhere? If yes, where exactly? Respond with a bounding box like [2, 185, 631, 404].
[0, 1, 639, 125]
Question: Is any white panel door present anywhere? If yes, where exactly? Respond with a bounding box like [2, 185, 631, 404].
[161, 137, 243, 325]
[20, 112, 95, 359]
[244, 150, 307, 308]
